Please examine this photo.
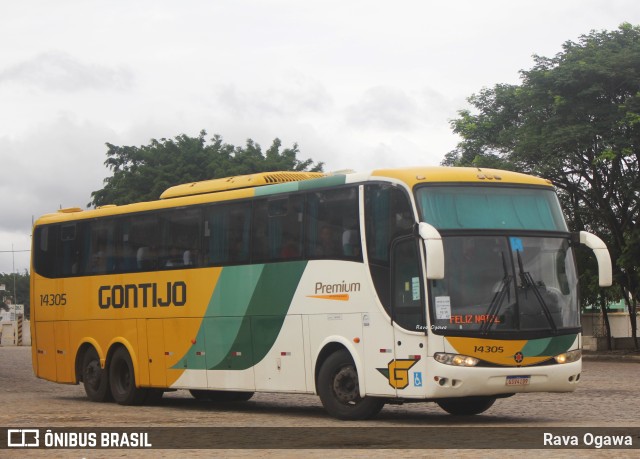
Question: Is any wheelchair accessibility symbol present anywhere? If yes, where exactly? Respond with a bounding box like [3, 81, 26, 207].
[413, 371, 423, 387]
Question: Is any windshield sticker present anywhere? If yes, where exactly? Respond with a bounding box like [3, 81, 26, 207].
[412, 277, 420, 301]
[435, 296, 451, 320]
[509, 237, 523, 252]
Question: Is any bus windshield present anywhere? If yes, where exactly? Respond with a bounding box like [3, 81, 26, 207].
[427, 235, 579, 334]
[415, 185, 578, 336]
[415, 185, 567, 231]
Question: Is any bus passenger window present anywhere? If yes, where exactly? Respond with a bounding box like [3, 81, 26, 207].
[158, 208, 201, 269]
[127, 216, 160, 272]
[87, 222, 116, 274]
[204, 202, 251, 266]
[306, 187, 360, 260]
[60, 223, 83, 276]
[253, 196, 303, 262]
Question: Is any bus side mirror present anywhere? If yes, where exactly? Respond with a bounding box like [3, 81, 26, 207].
[577, 231, 613, 287]
[418, 222, 445, 280]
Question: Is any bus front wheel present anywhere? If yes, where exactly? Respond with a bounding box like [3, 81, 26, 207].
[317, 349, 384, 420]
[436, 396, 496, 415]
[81, 347, 112, 402]
[109, 347, 148, 405]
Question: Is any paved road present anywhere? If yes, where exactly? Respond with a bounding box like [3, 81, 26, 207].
[1, 346, 638, 457]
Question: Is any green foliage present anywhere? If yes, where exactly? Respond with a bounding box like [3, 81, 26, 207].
[89, 131, 324, 207]
[0, 270, 30, 317]
[447, 24, 640, 343]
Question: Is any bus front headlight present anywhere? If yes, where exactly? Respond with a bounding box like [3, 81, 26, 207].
[554, 349, 581, 364]
[434, 352, 479, 367]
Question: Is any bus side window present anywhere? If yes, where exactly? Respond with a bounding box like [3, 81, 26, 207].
[159, 208, 202, 269]
[306, 187, 360, 260]
[86, 221, 117, 274]
[60, 223, 83, 276]
[117, 220, 137, 272]
[253, 196, 304, 263]
[34, 225, 58, 278]
[204, 202, 251, 266]
[127, 216, 160, 272]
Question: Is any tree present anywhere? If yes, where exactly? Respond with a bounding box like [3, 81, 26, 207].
[0, 270, 30, 318]
[446, 24, 640, 348]
[90, 131, 324, 207]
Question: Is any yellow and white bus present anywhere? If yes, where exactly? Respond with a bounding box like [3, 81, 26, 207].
[30, 167, 612, 419]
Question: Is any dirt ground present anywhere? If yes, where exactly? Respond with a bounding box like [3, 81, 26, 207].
[1, 346, 638, 458]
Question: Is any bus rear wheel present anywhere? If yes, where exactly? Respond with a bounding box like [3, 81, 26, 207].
[189, 390, 254, 402]
[317, 349, 384, 420]
[436, 396, 496, 415]
[109, 347, 148, 405]
[81, 347, 111, 402]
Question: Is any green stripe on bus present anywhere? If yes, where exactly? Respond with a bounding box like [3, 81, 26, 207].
[538, 334, 577, 356]
[209, 261, 307, 370]
[173, 261, 307, 371]
[521, 334, 576, 356]
[254, 175, 347, 197]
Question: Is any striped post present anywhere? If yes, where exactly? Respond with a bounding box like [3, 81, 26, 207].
[16, 314, 23, 346]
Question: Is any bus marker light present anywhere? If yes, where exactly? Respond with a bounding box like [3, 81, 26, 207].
[231, 351, 242, 357]
[353, 337, 360, 343]
[190, 338, 196, 344]
[409, 355, 421, 360]
[280, 352, 291, 356]
[380, 349, 392, 353]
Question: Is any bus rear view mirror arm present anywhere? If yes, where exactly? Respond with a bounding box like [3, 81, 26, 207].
[418, 222, 445, 280]
[577, 231, 613, 287]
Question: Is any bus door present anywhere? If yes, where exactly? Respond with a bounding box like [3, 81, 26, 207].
[389, 236, 428, 397]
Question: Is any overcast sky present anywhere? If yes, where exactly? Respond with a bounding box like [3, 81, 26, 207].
[1, 0, 639, 274]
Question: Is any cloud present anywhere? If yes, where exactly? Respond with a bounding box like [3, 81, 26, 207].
[345, 86, 420, 131]
[0, 50, 134, 92]
[0, 115, 115, 234]
[215, 74, 333, 119]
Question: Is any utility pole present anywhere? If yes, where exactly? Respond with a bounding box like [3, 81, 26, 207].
[12, 243, 16, 305]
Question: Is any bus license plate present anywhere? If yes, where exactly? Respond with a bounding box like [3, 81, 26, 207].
[506, 375, 530, 386]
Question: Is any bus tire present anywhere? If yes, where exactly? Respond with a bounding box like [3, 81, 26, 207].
[436, 396, 496, 415]
[189, 390, 254, 402]
[81, 347, 112, 403]
[317, 349, 384, 420]
[108, 347, 147, 405]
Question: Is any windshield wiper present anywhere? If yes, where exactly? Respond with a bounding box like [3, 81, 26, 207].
[516, 250, 557, 332]
[481, 252, 511, 335]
